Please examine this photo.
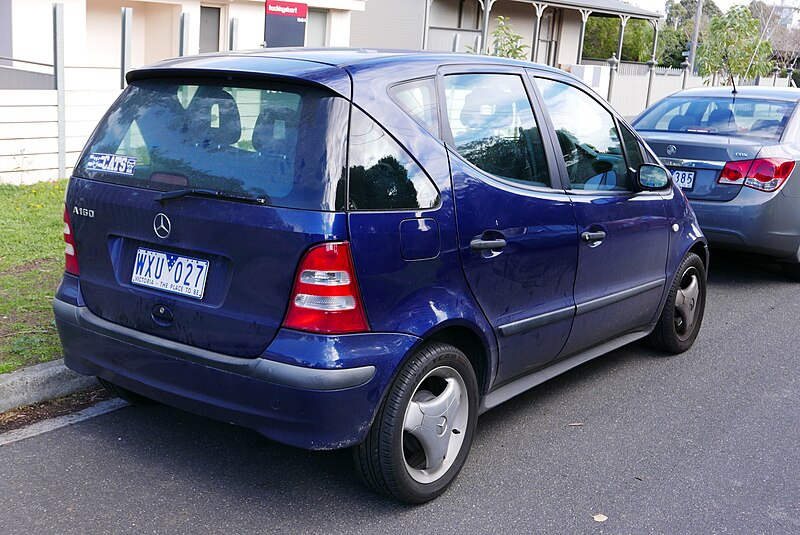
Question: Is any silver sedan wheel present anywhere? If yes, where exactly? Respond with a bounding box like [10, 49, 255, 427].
[402, 366, 470, 484]
[674, 265, 701, 341]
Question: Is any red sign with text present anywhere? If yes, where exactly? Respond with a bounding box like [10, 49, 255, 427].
[266, 1, 308, 19]
[264, 1, 307, 47]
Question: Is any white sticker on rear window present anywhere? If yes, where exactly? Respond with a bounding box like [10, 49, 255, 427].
[85, 153, 137, 176]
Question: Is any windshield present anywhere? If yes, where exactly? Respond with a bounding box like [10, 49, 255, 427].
[634, 96, 796, 141]
[74, 79, 349, 211]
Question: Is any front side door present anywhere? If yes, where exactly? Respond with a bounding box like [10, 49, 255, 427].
[441, 69, 578, 385]
[532, 74, 670, 356]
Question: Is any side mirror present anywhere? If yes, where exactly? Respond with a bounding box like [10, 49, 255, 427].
[637, 164, 670, 190]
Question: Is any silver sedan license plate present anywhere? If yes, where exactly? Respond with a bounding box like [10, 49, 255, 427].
[131, 248, 209, 299]
[671, 169, 695, 190]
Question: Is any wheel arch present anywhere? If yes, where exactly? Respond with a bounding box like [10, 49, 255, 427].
[420, 322, 495, 396]
[688, 240, 710, 274]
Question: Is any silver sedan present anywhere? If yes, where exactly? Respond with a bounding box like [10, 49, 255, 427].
[633, 86, 800, 279]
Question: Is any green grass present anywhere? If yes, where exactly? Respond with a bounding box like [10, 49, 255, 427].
[0, 180, 67, 373]
[0, 181, 66, 271]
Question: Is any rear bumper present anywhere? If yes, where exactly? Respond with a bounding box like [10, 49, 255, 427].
[691, 189, 800, 262]
[54, 275, 419, 450]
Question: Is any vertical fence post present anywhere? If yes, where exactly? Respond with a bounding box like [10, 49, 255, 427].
[229, 18, 239, 51]
[645, 57, 656, 107]
[607, 53, 618, 102]
[179, 13, 190, 56]
[576, 9, 592, 64]
[615, 15, 629, 62]
[681, 60, 690, 89]
[452, 33, 461, 52]
[53, 3, 66, 180]
[422, 0, 432, 50]
[120, 7, 132, 89]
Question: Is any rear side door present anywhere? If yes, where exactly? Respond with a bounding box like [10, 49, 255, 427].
[531, 74, 670, 356]
[441, 68, 579, 385]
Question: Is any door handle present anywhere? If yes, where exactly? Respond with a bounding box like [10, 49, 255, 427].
[581, 230, 607, 242]
[470, 237, 507, 250]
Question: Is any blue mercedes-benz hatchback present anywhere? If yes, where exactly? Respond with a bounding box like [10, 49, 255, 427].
[54, 49, 707, 503]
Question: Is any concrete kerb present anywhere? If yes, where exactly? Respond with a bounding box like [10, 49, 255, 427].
[0, 359, 97, 413]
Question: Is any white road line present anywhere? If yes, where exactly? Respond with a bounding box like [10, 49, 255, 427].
[0, 398, 128, 447]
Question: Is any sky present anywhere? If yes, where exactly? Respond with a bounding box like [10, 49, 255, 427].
[626, 0, 750, 16]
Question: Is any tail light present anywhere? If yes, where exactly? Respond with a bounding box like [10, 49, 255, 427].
[718, 158, 795, 192]
[283, 242, 369, 334]
[63, 206, 80, 275]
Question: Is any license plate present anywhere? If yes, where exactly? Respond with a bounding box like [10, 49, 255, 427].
[671, 169, 695, 190]
[131, 248, 209, 299]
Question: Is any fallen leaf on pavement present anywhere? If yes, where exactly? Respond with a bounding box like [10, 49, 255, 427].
[592, 513, 608, 522]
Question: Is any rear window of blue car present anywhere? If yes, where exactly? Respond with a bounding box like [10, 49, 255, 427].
[74, 79, 349, 211]
[634, 96, 796, 140]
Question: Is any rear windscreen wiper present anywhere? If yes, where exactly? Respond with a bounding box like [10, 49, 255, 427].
[157, 188, 269, 205]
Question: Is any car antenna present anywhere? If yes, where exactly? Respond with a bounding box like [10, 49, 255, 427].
[723, 54, 738, 95]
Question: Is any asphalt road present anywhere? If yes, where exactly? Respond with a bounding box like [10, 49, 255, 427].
[2, 251, 799, 534]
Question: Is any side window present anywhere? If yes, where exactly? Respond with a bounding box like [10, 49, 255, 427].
[443, 73, 550, 188]
[536, 78, 631, 191]
[389, 78, 439, 136]
[619, 125, 645, 170]
[348, 107, 440, 211]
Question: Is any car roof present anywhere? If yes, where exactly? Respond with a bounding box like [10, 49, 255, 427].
[152, 47, 563, 70]
[129, 47, 566, 82]
[669, 85, 800, 102]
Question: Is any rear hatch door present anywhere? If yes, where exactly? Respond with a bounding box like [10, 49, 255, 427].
[68, 75, 350, 357]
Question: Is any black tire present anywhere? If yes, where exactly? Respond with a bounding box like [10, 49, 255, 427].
[781, 262, 800, 281]
[353, 343, 479, 504]
[649, 252, 707, 354]
[98, 378, 157, 406]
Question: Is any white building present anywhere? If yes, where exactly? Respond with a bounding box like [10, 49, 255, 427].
[0, 0, 366, 89]
[0, 0, 366, 183]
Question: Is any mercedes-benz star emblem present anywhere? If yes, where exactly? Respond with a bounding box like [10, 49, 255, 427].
[666, 144, 677, 156]
[153, 213, 171, 239]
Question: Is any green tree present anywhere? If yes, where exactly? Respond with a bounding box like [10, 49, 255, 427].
[469, 16, 530, 59]
[658, 26, 688, 68]
[696, 5, 774, 84]
[623, 19, 656, 62]
[492, 16, 530, 59]
[749, 0, 800, 70]
[658, 0, 722, 68]
[665, 0, 721, 30]
[582, 17, 654, 62]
